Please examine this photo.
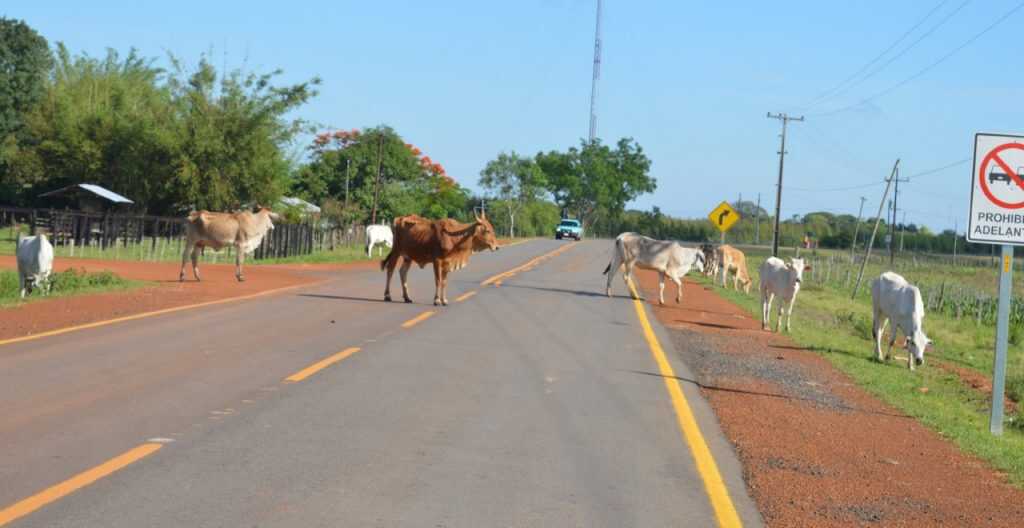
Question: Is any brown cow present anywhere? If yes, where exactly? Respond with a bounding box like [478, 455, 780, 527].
[381, 212, 498, 306]
[179, 207, 279, 282]
[715, 244, 752, 294]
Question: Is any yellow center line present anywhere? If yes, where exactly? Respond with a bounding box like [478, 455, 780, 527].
[0, 282, 314, 349]
[0, 443, 162, 526]
[454, 290, 477, 302]
[627, 282, 743, 528]
[401, 311, 435, 328]
[284, 347, 361, 382]
[481, 242, 576, 286]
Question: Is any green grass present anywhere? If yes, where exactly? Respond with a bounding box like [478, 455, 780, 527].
[0, 268, 140, 307]
[253, 245, 373, 265]
[701, 247, 1024, 486]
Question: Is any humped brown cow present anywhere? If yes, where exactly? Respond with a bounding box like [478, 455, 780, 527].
[381, 212, 498, 306]
[179, 207, 279, 282]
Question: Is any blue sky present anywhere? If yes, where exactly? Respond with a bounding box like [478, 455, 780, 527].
[7, 0, 1024, 232]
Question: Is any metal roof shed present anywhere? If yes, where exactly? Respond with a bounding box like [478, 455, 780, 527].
[39, 184, 134, 212]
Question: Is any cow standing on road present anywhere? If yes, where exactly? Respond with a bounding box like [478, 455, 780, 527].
[16, 233, 54, 298]
[759, 257, 809, 332]
[871, 271, 931, 370]
[603, 232, 706, 305]
[382, 212, 498, 306]
[366, 224, 393, 257]
[180, 207, 279, 282]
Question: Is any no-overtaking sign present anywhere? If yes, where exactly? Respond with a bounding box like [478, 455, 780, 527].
[968, 133, 1024, 245]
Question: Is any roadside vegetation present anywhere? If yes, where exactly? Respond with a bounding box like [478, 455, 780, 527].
[0, 268, 138, 306]
[700, 245, 1024, 486]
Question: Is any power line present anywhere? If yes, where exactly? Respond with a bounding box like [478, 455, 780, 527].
[588, 0, 602, 142]
[806, 0, 955, 107]
[904, 157, 971, 180]
[787, 181, 886, 192]
[814, 1, 1024, 117]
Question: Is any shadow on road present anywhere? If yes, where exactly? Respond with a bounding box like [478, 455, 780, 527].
[626, 370, 909, 419]
[297, 293, 391, 303]
[503, 284, 630, 299]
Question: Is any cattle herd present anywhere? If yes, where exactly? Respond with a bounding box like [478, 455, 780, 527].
[12, 207, 930, 370]
[603, 232, 930, 370]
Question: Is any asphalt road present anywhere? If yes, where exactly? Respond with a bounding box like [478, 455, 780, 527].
[0, 239, 761, 527]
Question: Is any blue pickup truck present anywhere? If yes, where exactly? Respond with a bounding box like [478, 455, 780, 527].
[555, 219, 583, 240]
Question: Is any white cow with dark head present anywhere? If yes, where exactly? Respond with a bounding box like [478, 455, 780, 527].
[871, 271, 931, 370]
[16, 233, 54, 298]
[759, 256, 809, 332]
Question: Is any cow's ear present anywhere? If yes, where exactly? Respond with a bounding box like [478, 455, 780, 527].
[804, 265, 812, 271]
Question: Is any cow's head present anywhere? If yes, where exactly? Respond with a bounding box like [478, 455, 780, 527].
[906, 330, 931, 366]
[787, 258, 810, 284]
[472, 211, 499, 252]
[255, 206, 280, 230]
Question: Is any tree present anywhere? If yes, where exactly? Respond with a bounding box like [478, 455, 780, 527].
[537, 137, 655, 231]
[478, 151, 547, 237]
[0, 17, 53, 201]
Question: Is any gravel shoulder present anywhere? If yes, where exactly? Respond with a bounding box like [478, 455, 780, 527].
[633, 270, 1024, 527]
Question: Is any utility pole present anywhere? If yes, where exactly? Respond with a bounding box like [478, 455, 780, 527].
[850, 196, 867, 262]
[953, 218, 958, 264]
[767, 112, 804, 257]
[755, 193, 761, 245]
[588, 0, 602, 142]
[852, 159, 899, 299]
[370, 134, 384, 225]
[889, 169, 909, 266]
[344, 158, 352, 209]
[899, 211, 907, 253]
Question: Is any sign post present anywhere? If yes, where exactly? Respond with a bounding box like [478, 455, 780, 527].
[967, 132, 1024, 435]
[708, 201, 741, 241]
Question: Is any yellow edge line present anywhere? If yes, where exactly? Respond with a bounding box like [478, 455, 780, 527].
[628, 282, 743, 528]
[285, 347, 361, 382]
[481, 242, 575, 286]
[0, 282, 313, 349]
[499, 238, 533, 248]
[0, 443, 162, 526]
[401, 310, 435, 328]
[454, 290, 477, 302]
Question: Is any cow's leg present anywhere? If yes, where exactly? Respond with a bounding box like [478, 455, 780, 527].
[398, 258, 413, 303]
[671, 274, 683, 303]
[872, 312, 886, 362]
[19, 273, 26, 299]
[657, 271, 666, 305]
[761, 291, 773, 331]
[384, 253, 398, 302]
[179, 241, 192, 281]
[191, 246, 202, 281]
[887, 325, 898, 362]
[784, 295, 797, 332]
[235, 245, 246, 282]
[775, 297, 785, 332]
[605, 251, 621, 297]
[440, 268, 450, 306]
[432, 260, 443, 306]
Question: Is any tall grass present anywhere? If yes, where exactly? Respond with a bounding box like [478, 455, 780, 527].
[0, 268, 138, 306]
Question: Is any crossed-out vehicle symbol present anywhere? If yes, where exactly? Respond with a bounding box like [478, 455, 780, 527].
[988, 165, 1024, 186]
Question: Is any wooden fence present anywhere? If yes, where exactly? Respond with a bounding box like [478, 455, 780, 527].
[0, 207, 367, 261]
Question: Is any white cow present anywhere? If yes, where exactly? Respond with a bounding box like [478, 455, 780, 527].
[16, 233, 54, 298]
[871, 271, 931, 370]
[603, 232, 705, 305]
[366, 224, 393, 257]
[759, 256, 809, 332]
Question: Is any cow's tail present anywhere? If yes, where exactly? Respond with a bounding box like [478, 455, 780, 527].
[381, 248, 396, 271]
[602, 262, 611, 275]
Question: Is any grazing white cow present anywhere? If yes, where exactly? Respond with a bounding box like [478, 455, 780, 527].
[603, 232, 705, 305]
[16, 233, 54, 298]
[871, 271, 931, 370]
[759, 256, 809, 332]
[366, 224, 393, 257]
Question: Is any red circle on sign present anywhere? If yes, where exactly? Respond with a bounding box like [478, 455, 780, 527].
[979, 143, 1024, 209]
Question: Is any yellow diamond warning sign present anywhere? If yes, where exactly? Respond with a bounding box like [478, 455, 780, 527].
[708, 201, 740, 233]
